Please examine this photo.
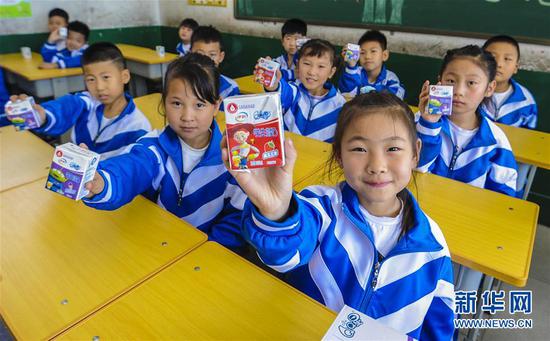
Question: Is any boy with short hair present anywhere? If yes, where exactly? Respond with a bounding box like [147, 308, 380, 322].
[42, 8, 69, 54]
[176, 18, 199, 57]
[338, 30, 405, 99]
[274, 18, 307, 82]
[481, 35, 537, 129]
[191, 25, 239, 110]
[40, 20, 90, 69]
[10, 42, 151, 159]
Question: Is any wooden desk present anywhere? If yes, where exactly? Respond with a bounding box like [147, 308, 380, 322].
[296, 170, 539, 287]
[0, 52, 84, 98]
[0, 180, 207, 340]
[57, 242, 336, 340]
[116, 44, 178, 96]
[235, 74, 264, 94]
[134, 93, 165, 129]
[0, 126, 53, 191]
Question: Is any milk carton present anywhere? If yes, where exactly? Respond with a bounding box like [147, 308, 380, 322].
[345, 43, 360, 62]
[224, 93, 285, 170]
[256, 58, 280, 88]
[427, 85, 453, 115]
[322, 305, 415, 341]
[4, 97, 41, 131]
[45, 143, 101, 200]
[59, 27, 68, 38]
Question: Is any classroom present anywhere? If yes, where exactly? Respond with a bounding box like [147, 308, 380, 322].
[0, 0, 549, 340]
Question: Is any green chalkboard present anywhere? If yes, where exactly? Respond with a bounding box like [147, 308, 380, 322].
[235, 0, 550, 45]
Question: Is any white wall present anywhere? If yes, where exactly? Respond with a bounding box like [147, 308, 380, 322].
[0, 0, 160, 34]
[159, 0, 550, 73]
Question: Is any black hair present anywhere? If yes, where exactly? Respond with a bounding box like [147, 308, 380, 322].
[483, 35, 521, 60]
[82, 42, 126, 69]
[298, 39, 340, 69]
[179, 18, 199, 31]
[358, 30, 387, 50]
[48, 8, 69, 22]
[281, 18, 307, 38]
[191, 25, 224, 51]
[67, 21, 90, 41]
[440, 45, 497, 82]
[326, 92, 419, 238]
[161, 53, 220, 113]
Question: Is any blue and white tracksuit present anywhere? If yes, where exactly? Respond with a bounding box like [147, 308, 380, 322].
[338, 64, 405, 99]
[243, 182, 455, 340]
[274, 53, 298, 82]
[40, 42, 88, 68]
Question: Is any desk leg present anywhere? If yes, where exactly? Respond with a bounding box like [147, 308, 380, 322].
[52, 78, 69, 98]
[161, 63, 168, 88]
[464, 275, 503, 341]
[129, 75, 148, 97]
[522, 165, 537, 200]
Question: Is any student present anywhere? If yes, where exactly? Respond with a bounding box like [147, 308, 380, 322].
[416, 45, 518, 197]
[274, 18, 307, 82]
[42, 8, 69, 54]
[83, 53, 246, 250]
[176, 18, 199, 57]
[0, 69, 9, 127]
[191, 25, 239, 111]
[480, 35, 537, 129]
[222, 92, 455, 340]
[9, 42, 151, 159]
[40, 20, 90, 69]
[256, 39, 346, 143]
[338, 30, 405, 99]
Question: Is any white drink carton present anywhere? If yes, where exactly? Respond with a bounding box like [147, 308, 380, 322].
[345, 43, 360, 62]
[4, 97, 41, 131]
[224, 93, 285, 170]
[45, 143, 101, 200]
[256, 58, 280, 88]
[427, 85, 453, 115]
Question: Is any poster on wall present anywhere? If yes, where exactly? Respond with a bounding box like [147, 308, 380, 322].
[0, 0, 32, 18]
[188, 0, 227, 7]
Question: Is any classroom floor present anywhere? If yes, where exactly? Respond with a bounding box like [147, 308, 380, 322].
[1, 225, 548, 340]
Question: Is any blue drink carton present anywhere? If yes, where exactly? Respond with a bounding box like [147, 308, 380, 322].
[45, 143, 101, 200]
[4, 97, 41, 131]
[427, 85, 453, 115]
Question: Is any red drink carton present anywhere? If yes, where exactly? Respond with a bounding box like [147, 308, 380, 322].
[224, 93, 285, 171]
[256, 58, 280, 88]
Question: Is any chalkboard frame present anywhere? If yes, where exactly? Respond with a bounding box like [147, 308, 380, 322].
[233, 0, 550, 46]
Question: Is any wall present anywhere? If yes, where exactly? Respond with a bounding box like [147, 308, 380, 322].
[0, 0, 160, 34]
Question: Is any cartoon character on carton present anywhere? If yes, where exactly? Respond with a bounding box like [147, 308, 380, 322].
[46, 168, 67, 194]
[229, 124, 260, 169]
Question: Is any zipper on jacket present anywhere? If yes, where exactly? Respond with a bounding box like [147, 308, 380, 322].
[447, 144, 460, 176]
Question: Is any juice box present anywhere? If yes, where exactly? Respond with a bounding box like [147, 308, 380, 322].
[427, 85, 453, 115]
[224, 93, 285, 171]
[45, 143, 101, 200]
[4, 97, 41, 131]
[59, 27, 68, 38]
[345, 43, 360, 62]
[256, 58, 280, 88]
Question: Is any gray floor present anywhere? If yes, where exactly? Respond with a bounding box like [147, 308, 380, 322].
[483, 224, 550, 341]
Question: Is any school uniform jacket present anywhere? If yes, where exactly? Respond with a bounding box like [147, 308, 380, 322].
[83, 121, 247, 248]
[416, 114, 518, 197]
[338, 64, 405, 99]
[176, 42, 189, 57]
[40, 43, 88, 68]
[243, 182, 455, 341]
[219, 74, 240, 111]
[278, 79, 346, 142]
[479, 78, 538, 129]
[274, 53, 298, 82]
[35, 92, 151, 160]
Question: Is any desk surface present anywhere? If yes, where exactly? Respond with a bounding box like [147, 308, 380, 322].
[296, 170, 539, 287]
[58, 242, 336, 340]
[116, 44, 178, 65]
[496, 123, 550, 170]
[0, 180, 207, 340]
[0, 52, 82, 81]
[235, 74, 264, 94]
[0, 126, 53, 191]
